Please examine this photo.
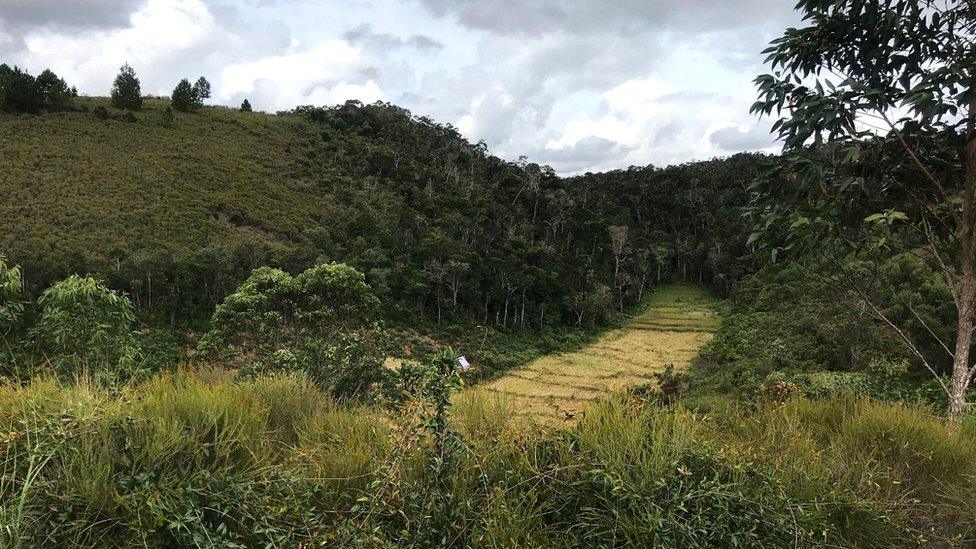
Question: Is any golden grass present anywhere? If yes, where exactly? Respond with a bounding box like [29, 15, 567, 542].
[478, 284, 721, 423]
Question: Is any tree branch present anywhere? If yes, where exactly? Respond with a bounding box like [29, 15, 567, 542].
[820, 251, 953, 399]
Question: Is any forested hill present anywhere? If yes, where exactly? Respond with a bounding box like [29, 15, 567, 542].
[1, 96, 762, 326]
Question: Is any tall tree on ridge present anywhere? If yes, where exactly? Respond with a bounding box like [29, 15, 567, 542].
[111, 63, 142, 111]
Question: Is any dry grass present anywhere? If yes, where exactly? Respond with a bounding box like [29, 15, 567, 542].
[479, 285, 721, 423]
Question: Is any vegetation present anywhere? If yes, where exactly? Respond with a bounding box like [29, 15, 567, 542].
[1, 0, 975, 546]
[110, 64, 142, 111]
[170, 79, 196, 112]
[0, 94, 756, 330]
[0, 64, 74, 113]
[0, 370, 972, 547]
[751, 0, 976, 418]
[484, 284, 720, 422]
[171, 77, 211, 112]
[199, 262, 386, 399]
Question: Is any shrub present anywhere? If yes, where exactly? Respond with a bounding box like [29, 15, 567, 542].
[199, 263, 385, 399]
[0, 255, 24, 334]
[30, 275, 135, 376]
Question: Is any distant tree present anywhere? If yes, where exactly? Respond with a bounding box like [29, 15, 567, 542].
[192, 77, 211, 103]
[171, 78, 195, 112]
[750, 0, 976, 419]
[0, 64, 41, 113]
[240, 98, 252, 112]
[35, 69, 72, 110]
[110, 63, 142, 111]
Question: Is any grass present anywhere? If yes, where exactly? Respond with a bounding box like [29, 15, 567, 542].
[479, 284, 721, 422]
[1, 369, 973, 546]
[0, 98, 319, 278]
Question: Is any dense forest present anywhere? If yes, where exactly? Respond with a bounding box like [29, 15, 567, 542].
[1, 0, 975, 546]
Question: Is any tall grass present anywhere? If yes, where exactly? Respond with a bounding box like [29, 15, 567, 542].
[0, 372, 973, 546]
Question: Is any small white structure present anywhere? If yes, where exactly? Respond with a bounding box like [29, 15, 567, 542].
[456, 355, 471, 371]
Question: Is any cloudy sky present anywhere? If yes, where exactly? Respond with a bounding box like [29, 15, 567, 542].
[0, 0, 800, 174]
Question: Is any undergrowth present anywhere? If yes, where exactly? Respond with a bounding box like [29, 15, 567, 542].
[0, 368, 972, 547]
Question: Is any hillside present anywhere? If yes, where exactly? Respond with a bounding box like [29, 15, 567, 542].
[0, 97, 761, 325]
[1, 98, 320, 298]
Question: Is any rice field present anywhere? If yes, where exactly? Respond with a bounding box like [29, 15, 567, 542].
[478, 284, 721, 423]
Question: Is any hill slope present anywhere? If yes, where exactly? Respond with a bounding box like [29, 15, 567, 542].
[1, 98, 323, 296]
[1, 97, 760, 326]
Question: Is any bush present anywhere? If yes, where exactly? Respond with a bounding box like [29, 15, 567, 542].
[30, 275, 135, 377]
[199, 263, 386, 399]
[0, 255, 24, 333]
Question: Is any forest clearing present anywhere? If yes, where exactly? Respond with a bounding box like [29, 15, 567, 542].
[481, 285, 721, 422]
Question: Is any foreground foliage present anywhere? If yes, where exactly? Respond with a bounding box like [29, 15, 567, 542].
[0, 369, 972, 547]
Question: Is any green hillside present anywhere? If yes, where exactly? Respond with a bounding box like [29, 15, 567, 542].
[1, 98, 319, 293]
[0, 96, 760, 323]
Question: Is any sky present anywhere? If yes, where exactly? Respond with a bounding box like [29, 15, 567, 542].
[0, 0, 801, 174]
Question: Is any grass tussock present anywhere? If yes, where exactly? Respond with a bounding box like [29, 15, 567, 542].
[1, 371, 973, 547]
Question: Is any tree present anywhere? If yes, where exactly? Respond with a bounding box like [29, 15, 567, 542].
[240, 98, 252, 112]
[171, 78, 195, 112]
[111, 63, 142, 111]
[0, 64, 41, 113]
[192, 77, 211, 103]
[608, 225, 630, 310]
[750, 0, 976, 419]
[35, 69, 72, 110]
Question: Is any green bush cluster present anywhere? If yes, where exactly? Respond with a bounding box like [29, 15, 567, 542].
[199, 262, 387, 399]
[692, 255, 962, 408]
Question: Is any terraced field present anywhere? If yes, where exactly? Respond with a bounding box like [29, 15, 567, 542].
[479, 285, 721, 423]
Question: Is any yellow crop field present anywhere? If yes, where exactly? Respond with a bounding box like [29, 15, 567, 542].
[478, 284, 721, 423]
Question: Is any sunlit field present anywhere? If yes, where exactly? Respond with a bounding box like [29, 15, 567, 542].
[482, 285, 721, 422]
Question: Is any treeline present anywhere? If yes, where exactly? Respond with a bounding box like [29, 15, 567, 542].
[1, 62, 231, 114]
[0, 64, 75, 113]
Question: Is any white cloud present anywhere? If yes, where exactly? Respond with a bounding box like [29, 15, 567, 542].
[219, 40, 382, 110]
[2, 0, 801, 173]
[14, 0, 217, 94]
